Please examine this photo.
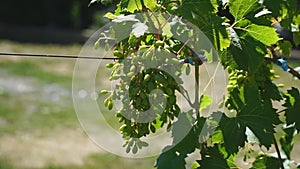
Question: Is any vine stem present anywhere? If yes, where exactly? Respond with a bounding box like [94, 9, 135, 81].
[273, 134, 285, 169]
[195, 64, 200, 118]
[177, 39, 191, 55]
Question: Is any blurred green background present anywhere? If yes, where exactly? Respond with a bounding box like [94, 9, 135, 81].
[0, 1, 156, 168]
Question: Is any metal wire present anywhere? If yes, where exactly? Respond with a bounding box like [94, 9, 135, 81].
[0, 52, 123, 60]
[1, 51, 300, 80]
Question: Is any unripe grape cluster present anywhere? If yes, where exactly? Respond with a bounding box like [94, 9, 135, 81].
[102, 34, 188, 153]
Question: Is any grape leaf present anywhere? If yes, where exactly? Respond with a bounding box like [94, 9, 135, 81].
[251, 155, 281, 169]
[246, 24, 281, 46]
[263, 0, 282, 17]
[156, 116, 206, 169]
[278, 41, 293, 57]
[229, 34, 265, 73]
[155, 147, 186, 169]
[197, 145, 230, 169]
[283, 87, 300, 131]
[293, 32, 300, 46]
[261, 79, 282, 101]
[127, 0, 142, 13]
[218, 114, 246, 155]
[230, 0, 260, 21]
[177, 0, 214, 23]
[199, 95, 212, 111]
[213, 17, 231, 51]
[144, 0, 156, 9]
[238, 84, 280, 148]
[172, 116, 206, 154]
[280, 124, 297, 159]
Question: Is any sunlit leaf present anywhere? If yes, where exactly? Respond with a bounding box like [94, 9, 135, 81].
[104, 12, 116, 20]
[230, 0, 260, 21]
[199, 95, 212, 111]
[127, 0, 142, 13]
[246, 24, 281, 46]
[144, 0, 156, 9]
[251, 155, 281, 169]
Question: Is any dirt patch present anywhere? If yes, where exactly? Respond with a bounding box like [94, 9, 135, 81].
[0, 128, 102, 168]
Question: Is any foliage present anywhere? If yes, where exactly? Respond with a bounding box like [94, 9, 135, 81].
[95, 0, 300, 168]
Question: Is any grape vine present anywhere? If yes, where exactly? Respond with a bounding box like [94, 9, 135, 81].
[91, 0, 300, 168]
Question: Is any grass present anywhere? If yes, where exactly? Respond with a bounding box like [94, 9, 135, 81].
[0, 153, 156, 169]
[71, 153, 155, 169]
[0, 61, 72, 87]
[0, 157, 13, 169]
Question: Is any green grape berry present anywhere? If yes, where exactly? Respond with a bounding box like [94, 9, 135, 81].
[144, 74, 151, 81]
[104, 98, 110, 107]
[106, 63, 114, 68]
[127, 72, 135, 77]
[113, 50, 123, 58]
[130, 65, 136, 72]
[277, 83, 285, 88]
[108, 101, 114, 110]
[100, 90, 109, 94]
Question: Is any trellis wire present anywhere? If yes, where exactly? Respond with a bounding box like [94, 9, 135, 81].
[0, 51, 300, 79]
[0, 52, 120, 60]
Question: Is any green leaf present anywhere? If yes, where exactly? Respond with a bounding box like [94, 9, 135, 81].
[191, 162, 200, 169]
[199, 95, 212, 111]
[246, 24, 281, 46]
[278, 41, 293, 57]
[172, 115, 206, 154]
[294, 32, 300, 46]
[171, 112, 194, 146]
[209, 16, 231, 51]
[283, 87, 300, 131]
[101, 0, 112, 5]
[261, 79, 282, 101]
[280, 124, 297, 159]
[144, 0, 156, 9]
[177, 0, 214, 23]
[127, 0, 142, 13]
[263, 0, 282, 17]
[219, 115, 246, 155]
[156, 116, 206, 169]
[197, 145, 230, 169]
[251, 155, 281, 169]
[230, 0, 260, 21]
[104, 12, 116, 20]
[229, 34, 265, 72]
[238, 84, 280, 148]
[155, 146, 186, 169]
[211, 129, 223, 145]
